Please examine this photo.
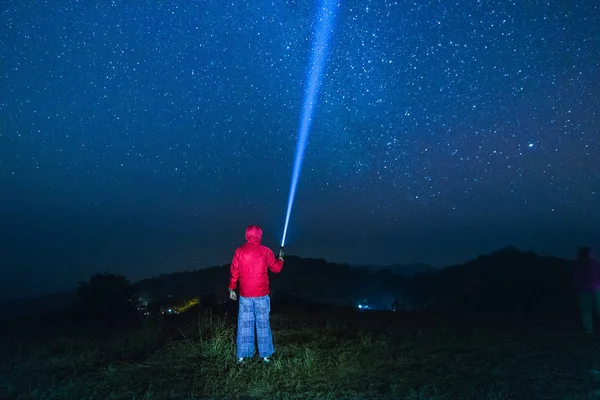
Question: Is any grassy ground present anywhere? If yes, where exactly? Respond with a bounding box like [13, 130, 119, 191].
[1, 306, 599, 400]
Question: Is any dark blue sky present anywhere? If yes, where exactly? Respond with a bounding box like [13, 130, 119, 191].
[1, 0, 599, 299]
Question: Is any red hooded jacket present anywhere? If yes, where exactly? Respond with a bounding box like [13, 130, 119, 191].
[229, 225, 284, 297]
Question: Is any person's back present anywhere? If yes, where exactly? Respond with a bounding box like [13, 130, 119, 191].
[230, 225, 283, 298]
[229, 225, 284, 363]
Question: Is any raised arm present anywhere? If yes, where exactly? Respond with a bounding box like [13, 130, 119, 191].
[266, 248, 284, 274]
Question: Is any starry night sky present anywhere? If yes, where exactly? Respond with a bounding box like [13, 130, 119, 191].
[1, 0, 599, 299]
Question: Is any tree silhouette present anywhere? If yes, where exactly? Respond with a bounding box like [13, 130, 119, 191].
[73, 272, 139, 328]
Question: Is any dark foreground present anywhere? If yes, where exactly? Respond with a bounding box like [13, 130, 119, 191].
[1, 305, 599, 400]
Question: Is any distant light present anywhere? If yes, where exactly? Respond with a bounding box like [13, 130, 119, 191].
[528, 143, 534, 148]
[358, 305, 363, 309]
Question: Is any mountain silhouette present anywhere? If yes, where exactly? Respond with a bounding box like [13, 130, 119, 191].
[0, 248, 579, 320]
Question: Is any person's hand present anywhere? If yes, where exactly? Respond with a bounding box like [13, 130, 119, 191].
[278, 248, 285, 260]
[229, 289, 237, 301]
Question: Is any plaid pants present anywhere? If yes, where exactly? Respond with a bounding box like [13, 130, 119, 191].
[236, 295, 275, 358]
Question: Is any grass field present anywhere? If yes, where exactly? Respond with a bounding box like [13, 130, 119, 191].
[1, 306, 599, 400]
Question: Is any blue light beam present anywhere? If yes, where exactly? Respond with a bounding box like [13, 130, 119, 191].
[281, 0, 339, 247]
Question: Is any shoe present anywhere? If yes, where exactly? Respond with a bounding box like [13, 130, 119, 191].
[262, 357, 271, 363]
[237, 358, 245, 364]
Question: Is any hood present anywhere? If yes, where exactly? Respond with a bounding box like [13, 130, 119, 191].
[245, 225, 263, 244]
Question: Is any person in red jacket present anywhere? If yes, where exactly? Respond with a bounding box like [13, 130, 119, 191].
[229, 225, 284, 363]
